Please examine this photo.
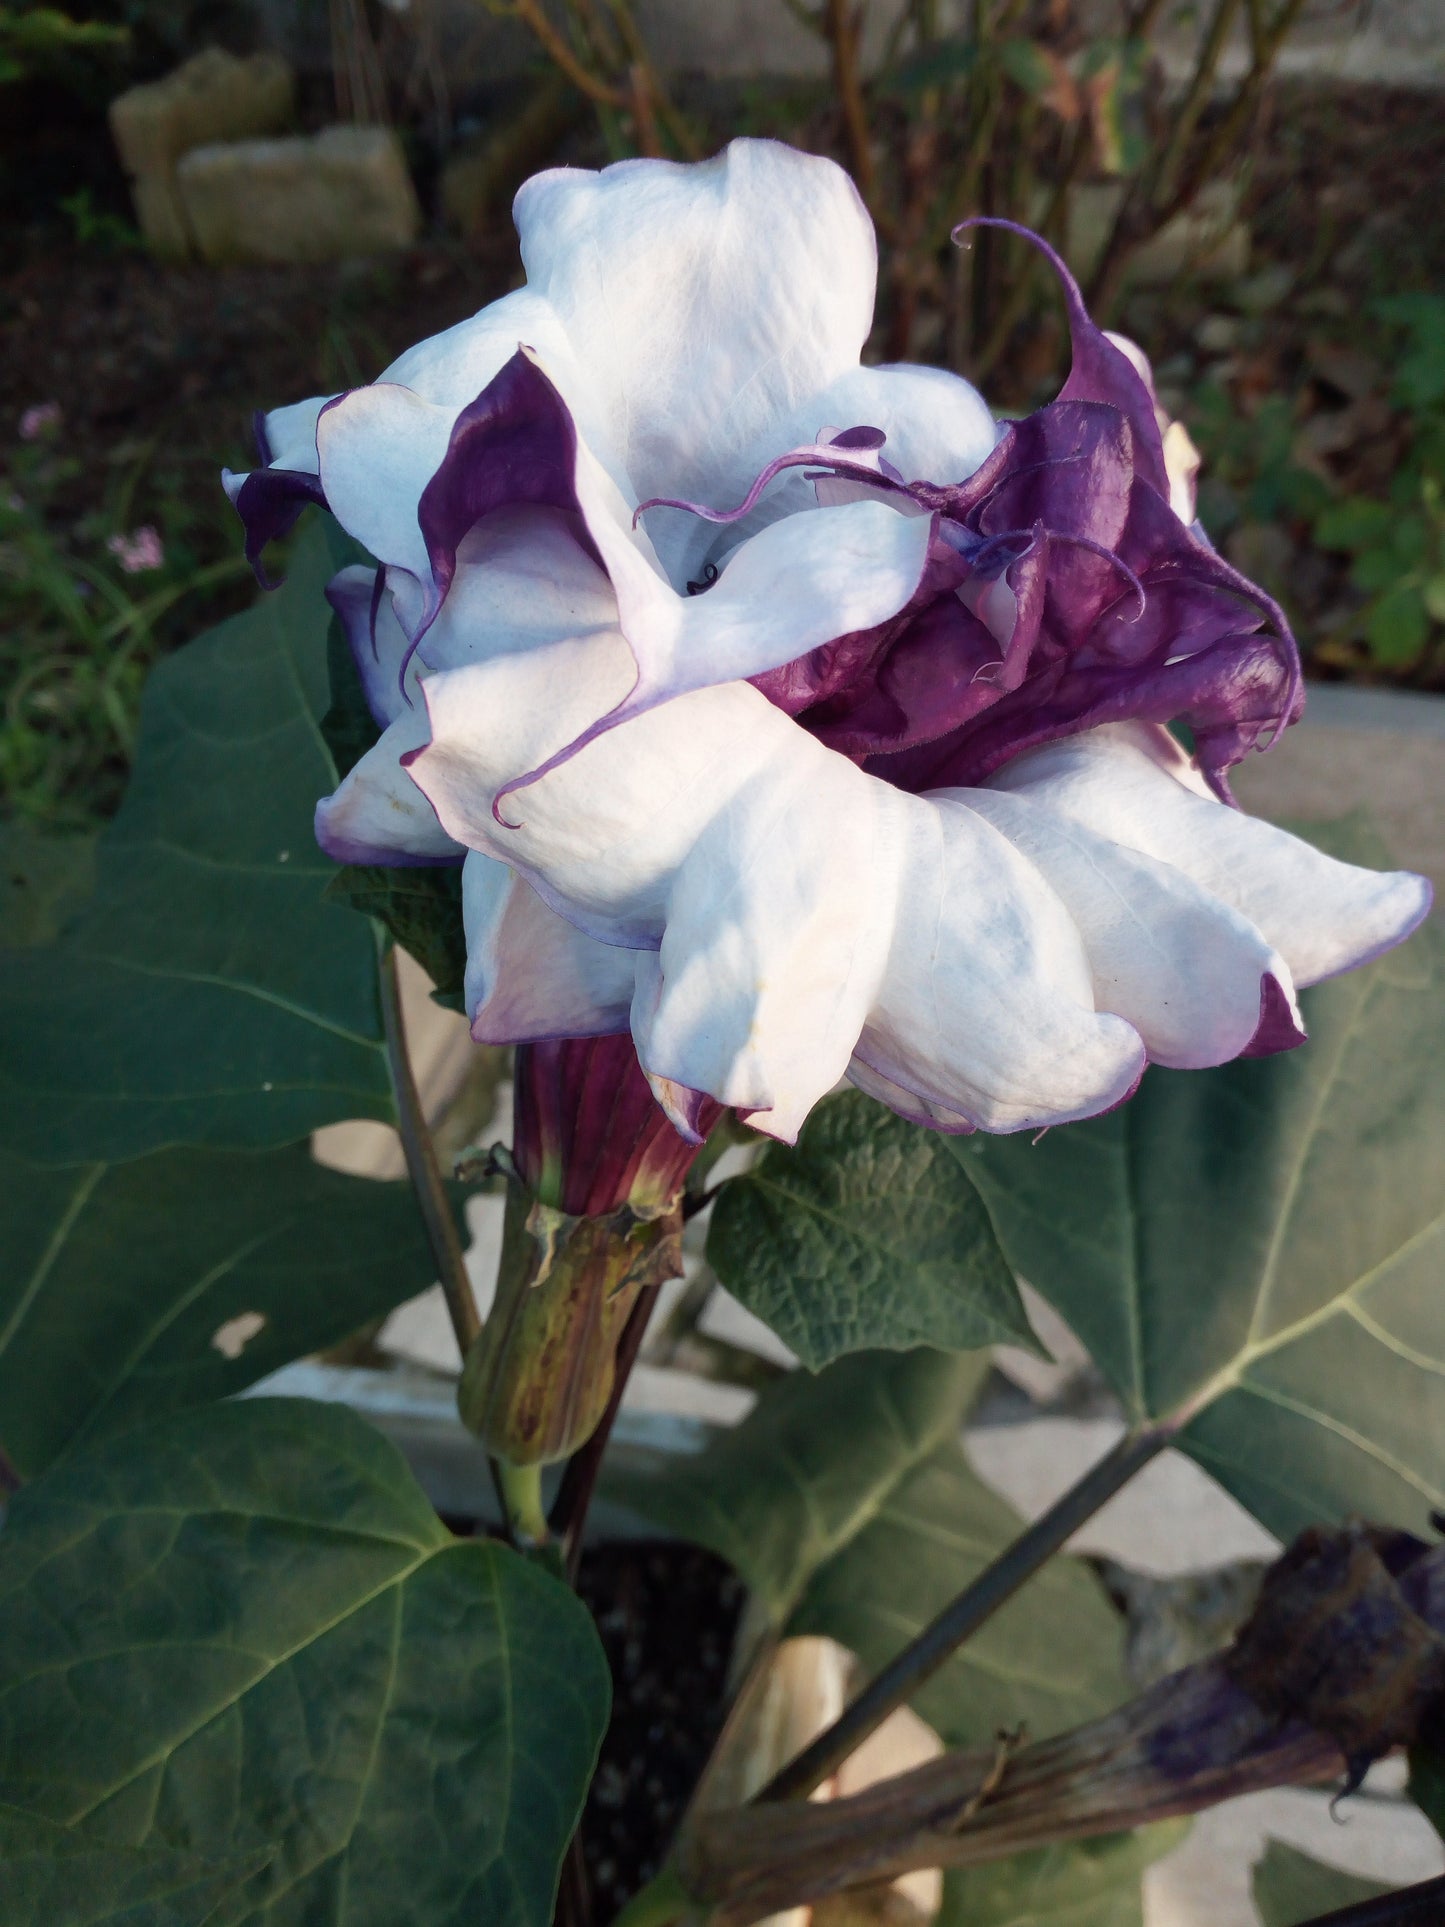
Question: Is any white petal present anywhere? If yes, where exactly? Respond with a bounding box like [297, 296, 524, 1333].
[988, 722, 1432, 987]
[379, 287, 577, 408]
[845, 1057, 978, 1134]
[326, 565, 419, 728]
[627, 746, 903, 1143]
[413, 651, 900, 1136]
[314, 706, 463, 866]
[649, 360, 997, 592]
[259, 392, 334, 473]
[514, 139, 877, 511]
[417, 506, 622, 676]
[462, 851, 635, 1043]
[315, 383, 458, 595]
[605, 490, 933, 709]
[955, 786, 1302, 1067]
[856, 799, 1147, 1134]
[810, 362, 999, 486]
[408, 645, 1145, 1138]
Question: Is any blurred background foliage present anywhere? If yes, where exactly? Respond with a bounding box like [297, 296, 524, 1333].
[3, 0, 1444, 830]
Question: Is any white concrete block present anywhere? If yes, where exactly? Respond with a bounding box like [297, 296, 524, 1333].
[177, 125, 421, 265]
[109, 48, 295, 260]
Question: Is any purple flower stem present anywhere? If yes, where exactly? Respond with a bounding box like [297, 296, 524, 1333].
[550, 1278, 665, 1580]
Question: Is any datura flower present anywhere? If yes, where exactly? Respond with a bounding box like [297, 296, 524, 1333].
[227, 139, 1430, 1148]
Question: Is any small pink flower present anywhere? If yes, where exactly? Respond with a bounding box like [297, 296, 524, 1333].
[19, 402, 61, 441]
[107, 526, 165, 574]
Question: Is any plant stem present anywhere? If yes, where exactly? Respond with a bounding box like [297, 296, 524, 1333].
[512, 0, 630, 109]
[378, 944, 482, 1356]
[1151, 0, 1243, 214]
[1297, 1878, 1445, 1927]
[551, 1279, 662, 1578]
[556, 1833, 594, 1927]
[497, 1457, 553, 1548]
[825, 0, 881, 227]
[754, 1420, 1176, 1803]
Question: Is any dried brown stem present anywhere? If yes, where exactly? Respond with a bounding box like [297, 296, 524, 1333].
[1151, 0, 1245, 213]
[511, 0, 630, 109]
[682, 1530, 1445, 1925]
[1088, 0, 1305, 317]
[825, 0, 883, 228]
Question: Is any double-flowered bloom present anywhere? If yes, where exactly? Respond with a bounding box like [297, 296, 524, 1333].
[227, 139, 1429, 1149]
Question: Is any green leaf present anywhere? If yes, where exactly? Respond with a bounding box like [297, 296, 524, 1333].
[884, 37, 978, 93]
[1315, 497, 1393, 552]
[0, 1805, 270, 1927]
[0, 1141, 448, 1478]
[610, 1347, 988, 1624]
[1251, 1840, 1390, 1925]
[1367, 582, 1430, 664]
[997, 37, 1059, 97]
[1423, 572, 1445, 624]
[0, 1399, 610, 1927]
[325, 865, 467, 1009]
[789, 1433, 1127, 1746]
[0, 517, 395, 1165]
[707, 1091, 1035, 1369]
[0, 823, 95, 950]
[952, 911, 1445, 1542]
[939, 1825, 1188, 1927]
[1351, 548, 1399, 593]
[1410, 1743, 1445, 1842]
[611, 1348, 1126, 1747]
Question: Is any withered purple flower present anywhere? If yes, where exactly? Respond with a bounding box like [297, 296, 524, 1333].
[226, 140, 1429, 1154]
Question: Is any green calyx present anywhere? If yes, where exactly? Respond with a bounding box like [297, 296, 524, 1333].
[458, 1178, 684, 1466]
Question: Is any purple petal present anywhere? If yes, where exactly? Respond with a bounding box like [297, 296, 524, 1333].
[228, 467, 328, 588]
[1243, 973, 1309, 1057]
[414, 348, 601, 642]
[513, 1035, 721, 1215]
[953, 216, 1171, 501]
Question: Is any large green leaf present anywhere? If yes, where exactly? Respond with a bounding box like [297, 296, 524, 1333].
[0, 1141, 448, 1479]
[789, 1435, 1126, 1747]
[612, 1349, 1125, 1748]
[324, 865, 467, 1010]
[0, 1807, 269, 1927]
[1252, 1840, 1390, 1924]
[0, 517, 395, 1164]
[0, 823, 96, 950]
[953, 922, 1445, 1541]
[938, 1825, 1187, 1927]
[708, 1092, 1035, 1368]
[611, 1349, 987, 1622]
[0, 1399, 609, 1927]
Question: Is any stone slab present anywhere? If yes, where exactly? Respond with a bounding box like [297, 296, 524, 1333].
[109, 48, 295, 260]
[177, 125, 421, 266]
